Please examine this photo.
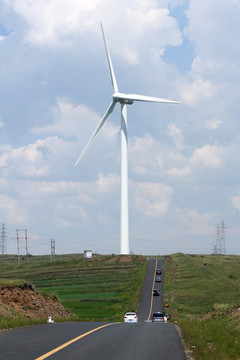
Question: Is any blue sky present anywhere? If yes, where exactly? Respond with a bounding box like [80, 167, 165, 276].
[0, 0, 240, 256]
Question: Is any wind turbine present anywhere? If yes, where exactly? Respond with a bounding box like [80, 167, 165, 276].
[74, 24, 180, 255]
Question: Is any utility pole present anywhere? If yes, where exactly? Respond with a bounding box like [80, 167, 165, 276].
[0, 224, 7, 258]
[50, 239, 55, 262]
[16, 229, 28, 263]
[16, 229, 20, 264]
[25, 229, 28, 263]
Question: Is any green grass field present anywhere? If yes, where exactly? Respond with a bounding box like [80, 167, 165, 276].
[0, 254, 147, 322]
[164, 253, 240, 360]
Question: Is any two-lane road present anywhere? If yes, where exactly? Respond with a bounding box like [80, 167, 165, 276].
[138, 258, 165, 321]
[0, 259, 187, 360]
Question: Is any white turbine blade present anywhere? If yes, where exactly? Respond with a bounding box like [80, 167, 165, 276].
[120, 93, 181, 104]
[74, 101, 116, 167]
[100, 23, 119, 93]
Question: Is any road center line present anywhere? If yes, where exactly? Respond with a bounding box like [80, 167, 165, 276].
[35, 323, 118, 360]
[147, 259, 157, 320]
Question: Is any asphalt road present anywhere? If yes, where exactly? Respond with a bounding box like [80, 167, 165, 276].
[0, 259, 187, 360]
[138, 258, 165, 321]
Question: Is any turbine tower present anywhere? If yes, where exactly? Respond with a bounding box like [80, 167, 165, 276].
[74, 24, 180, 255]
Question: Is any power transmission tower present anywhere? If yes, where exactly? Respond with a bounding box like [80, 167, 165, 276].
[50, 239, 55, 262]
[214, 223, 221, 255]
[220, 220, 226, 255]
[0, 224, 7, 258]
[213, 220, 226, 256]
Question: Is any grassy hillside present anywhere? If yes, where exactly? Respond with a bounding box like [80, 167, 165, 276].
[164, 253, 240, 360]
[0, 254, 147, 323]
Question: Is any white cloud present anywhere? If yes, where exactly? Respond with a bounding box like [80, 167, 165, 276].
[130, 135, 157, 175]
[15, 174, 119, 203]
[231, 195, 240, 210]
[0, 194, 28, 224]
[0, 100, 121, 181]
[0, 178, 9, 191]
[134, 182, 173, 219]
[130, 134, 228, 179]
[166, 166, 191, 177]
[96, 173, 120, 193]
[0, 141, 50, 176]
[130, 134, 190, 179]
[32, 99, 119, 142]
[167, 123, 184, 149]
[122, 46, 141, 65]
[32, 100, 100, 138]
[186, 0, 240, 62]
[22, 180, 79, 198]
[191, 144, 224, 168]
[205, 118, 222, 130]
[5, 0, 182, 63]
[176, 207, 214, 236]
[0, 174, 119, 233]
[180, 76, 216, 105]
[0, 117, 4, 127]
[55, 202, 89, 221]
[54, 218, 71, 228]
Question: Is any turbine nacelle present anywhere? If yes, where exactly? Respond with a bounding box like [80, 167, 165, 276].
[113, 92, 134, 105]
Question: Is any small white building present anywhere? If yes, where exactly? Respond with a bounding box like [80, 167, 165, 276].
[84, 250, 92, 259]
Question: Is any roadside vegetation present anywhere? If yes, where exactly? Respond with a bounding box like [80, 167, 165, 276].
[0, 316, 47, 330]
[163, 253, 240, 360]
[0, 254, 147, 328]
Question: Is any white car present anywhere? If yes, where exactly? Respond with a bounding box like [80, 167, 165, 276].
[124, 312, 138, 323]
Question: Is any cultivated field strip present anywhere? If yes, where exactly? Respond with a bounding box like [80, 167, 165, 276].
[0, 254, 147, 321]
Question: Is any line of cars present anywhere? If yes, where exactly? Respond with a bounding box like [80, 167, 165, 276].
[152, 268, 168, 322]
[124, 311, 168, 323]
[153, 268, 162, 296]
[152, 269, 166, 322]
[124, 267, 169, 323]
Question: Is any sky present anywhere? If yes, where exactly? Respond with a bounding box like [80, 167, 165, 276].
[0, 0, 240, 256]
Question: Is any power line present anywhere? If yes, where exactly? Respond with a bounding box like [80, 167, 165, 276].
[228, 202, 240, 240]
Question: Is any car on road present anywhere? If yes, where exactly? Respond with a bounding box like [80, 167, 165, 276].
[124, 312, 138, 323]
[153, 289, 160, 296]
[152, 312, 167, 322]
[155, 276, 161, 282]
[156, 269, 162, 275]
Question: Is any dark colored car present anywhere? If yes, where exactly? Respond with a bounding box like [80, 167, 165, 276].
[156, 269, 162, 275]
[152, 312, 166, 322]
[155, 276, 161, 282]
[153, 289, 160, 296]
